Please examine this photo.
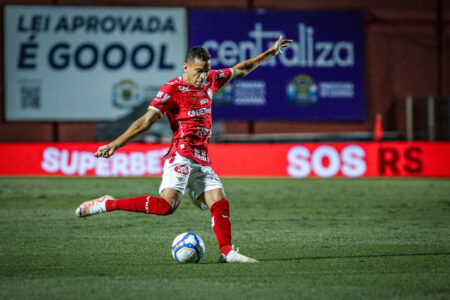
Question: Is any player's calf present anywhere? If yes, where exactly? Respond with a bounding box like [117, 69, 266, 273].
[75, 195, 174, 217]
[105, 195, 173, 215]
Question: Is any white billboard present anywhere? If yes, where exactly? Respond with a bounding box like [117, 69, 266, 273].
[4, 6, 187, 121]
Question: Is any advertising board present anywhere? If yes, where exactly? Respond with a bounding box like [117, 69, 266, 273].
[0, 142, 448, 177]
[4, 6, 186, 121]
[190, 9, 365, 120]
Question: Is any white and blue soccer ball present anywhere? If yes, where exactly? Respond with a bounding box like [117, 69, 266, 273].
[171, 232, 205, 263]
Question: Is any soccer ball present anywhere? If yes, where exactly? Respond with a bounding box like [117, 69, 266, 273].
[171, 232, 205, 263]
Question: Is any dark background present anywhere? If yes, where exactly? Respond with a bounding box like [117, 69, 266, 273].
[1, 0, 449, 142]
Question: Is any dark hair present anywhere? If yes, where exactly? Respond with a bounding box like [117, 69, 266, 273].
[185, 46, 211, 62]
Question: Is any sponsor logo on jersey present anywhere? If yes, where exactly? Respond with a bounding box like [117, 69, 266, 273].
[200, 98, 209, 105]
[196, 127, 211, 136]
[187, 107, 211, 117]
[178, 86, 189, 92]
[216, 70, 226, 78]
[194, 148, 209, 162]
[174, 164, 189, 175]
[155, 91, 171, 104]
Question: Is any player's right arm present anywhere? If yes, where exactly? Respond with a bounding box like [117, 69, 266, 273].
[95, 83, 173, 159]
[95, 109, 161, 159]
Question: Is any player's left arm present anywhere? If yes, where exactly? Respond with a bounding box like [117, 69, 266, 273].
[231, 35, 292, 79]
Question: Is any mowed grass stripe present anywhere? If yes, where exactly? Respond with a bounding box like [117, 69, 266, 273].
[0, 177, 449, 300]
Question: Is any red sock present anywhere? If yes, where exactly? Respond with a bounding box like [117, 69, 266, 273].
[210, 199, 232, 256]
[105, 195, 173, 215]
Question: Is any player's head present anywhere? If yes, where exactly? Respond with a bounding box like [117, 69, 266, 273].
[183, 46, 211, 88]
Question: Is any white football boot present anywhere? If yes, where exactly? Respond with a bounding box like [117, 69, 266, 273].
[219, 246, 259, 263]
[75, 195, 115, 217]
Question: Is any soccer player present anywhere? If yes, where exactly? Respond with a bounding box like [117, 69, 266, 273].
[75, 36, 292, 263]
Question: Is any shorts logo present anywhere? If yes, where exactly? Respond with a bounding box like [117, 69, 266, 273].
[174, 164, 189, 175]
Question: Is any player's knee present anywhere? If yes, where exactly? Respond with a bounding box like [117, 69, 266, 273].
[203, 188, 226, 209]
[163, 205, 174, 215]
[160, 194, 181, 215]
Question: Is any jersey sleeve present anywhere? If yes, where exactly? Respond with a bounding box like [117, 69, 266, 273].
[148, 84, 174, 116]
[210, 68, 234, 93]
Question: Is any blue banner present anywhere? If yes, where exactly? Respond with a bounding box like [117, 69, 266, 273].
[189, 9, 365, 121]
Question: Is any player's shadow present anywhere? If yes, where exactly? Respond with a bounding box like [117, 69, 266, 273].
[259, 252, 450, 262]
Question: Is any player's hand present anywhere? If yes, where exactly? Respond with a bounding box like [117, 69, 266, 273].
[95, 144, 116, 159]
[270, 35, 293, 56]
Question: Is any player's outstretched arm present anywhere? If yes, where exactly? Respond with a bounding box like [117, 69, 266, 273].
[231, 35, 292, 78]
[95, 109, 161, 159]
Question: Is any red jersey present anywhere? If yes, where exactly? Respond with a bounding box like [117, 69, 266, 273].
[148, 68, 234, 166]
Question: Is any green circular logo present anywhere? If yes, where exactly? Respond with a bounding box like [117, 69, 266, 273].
[287, 75, 318, 106]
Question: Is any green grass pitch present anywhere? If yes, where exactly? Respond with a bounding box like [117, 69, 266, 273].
[0, 177, 449, 300]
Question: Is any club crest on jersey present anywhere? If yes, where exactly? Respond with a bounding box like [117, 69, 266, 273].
[174, 165, 189, 175]
[192, 96, 197, 103]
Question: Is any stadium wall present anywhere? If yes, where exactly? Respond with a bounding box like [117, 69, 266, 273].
[0, 0, 449, 141]
[0, 142, 449, 177]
